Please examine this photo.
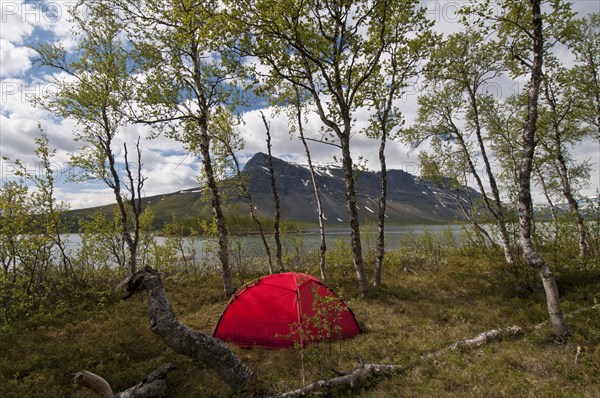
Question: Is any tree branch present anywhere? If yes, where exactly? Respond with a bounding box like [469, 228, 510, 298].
[118, 267, 256, 391]
[303, 137, 342, 148]
[422, 325, 525, 360]
[271, 362, 402, 398]
[74, 370, 113, 398]
[74, 363, 177, 398]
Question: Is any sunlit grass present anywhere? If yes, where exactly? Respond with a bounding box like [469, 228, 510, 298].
[1, 250, 598, 397]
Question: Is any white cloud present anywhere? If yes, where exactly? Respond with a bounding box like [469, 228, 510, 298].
[0, 1, 35, 43]
[238, 98, 419, 172]
[0, 76, 81, 163]
[0, 39, 35, 77]
[142, 154, 200, 196]
[0, 0, 79, 78]
[55, 186, 117, 210]
[1, 0, 598, 210]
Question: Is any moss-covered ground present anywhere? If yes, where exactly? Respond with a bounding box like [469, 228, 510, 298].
[1, 252, 599, 397]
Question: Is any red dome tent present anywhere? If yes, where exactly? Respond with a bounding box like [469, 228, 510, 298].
[213, 272, 361, 349]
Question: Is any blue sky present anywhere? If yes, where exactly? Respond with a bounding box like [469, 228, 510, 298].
[1, 0, 599, 209]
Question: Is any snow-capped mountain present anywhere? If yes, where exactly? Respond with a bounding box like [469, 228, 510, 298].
[241, 152, 480, 224]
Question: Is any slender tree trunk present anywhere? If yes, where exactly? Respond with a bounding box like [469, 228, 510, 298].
[340, 135, 369, 295]
[535, 163, 560, 256]
[45, 193, 78, 283]
[244, 182, 273, 274]
[250, 200, 274, 274]
[304, 145, 328, 282]
[37, 136, 76, 281]
[467, 89, 515, 265]
[300, 60, 367, 292]
[588, 52, 600, 142]
[455, 190, 496, 249]
[295, 93, 327, 281]
[536, 161, 563, 273]
[123, 140, 145, 274]
[243, 182, 273, 274]
[372, 63, 400, 288]
[189, 41, 234, 296]
[451, 125, 514, 264]
[552, 149, 590, 259]
[262, 114, 284, 273]
[104, 122, 137, 275]
[373, 130, 387, 287]
[518, 0, 568, 340]
[198, 131, 234, 297]
[221, 141, 274, 274]
[542, 79, 590, 259]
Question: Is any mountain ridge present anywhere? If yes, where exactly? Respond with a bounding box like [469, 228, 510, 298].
[66, 152, 480, 229]
[241, 152, 477, 225]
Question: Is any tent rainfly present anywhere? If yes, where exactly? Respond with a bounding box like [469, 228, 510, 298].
[213, 272, 361, 349]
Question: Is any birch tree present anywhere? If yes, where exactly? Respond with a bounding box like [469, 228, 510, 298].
[409, 29, 516, 265]
[269, 83, 330, 281]
[570, 13, 600, 142]
[363, 23, 434, 287]
[229, 0, 431, 294]
[539, 71, 592, 259]
[463, 0, 572, 340]
[516, 0, 568, 340]
[35, 1, 145, 275]
[210, 110, 275, 274]
[261, 113, 285, 273]
[109, 0, 247, 296]
[417, 142, 498, 249]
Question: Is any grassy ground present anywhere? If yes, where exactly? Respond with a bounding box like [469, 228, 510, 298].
[1, 253, 599, 397]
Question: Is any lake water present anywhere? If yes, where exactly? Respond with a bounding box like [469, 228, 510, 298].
[158, 224, 467, 265]
[62, 224, 468, 269]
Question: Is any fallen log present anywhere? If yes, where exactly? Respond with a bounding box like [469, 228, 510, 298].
[449, 325, 525, 350]
[275, 325, 526, 397]
[118, 267, 256, 391]
[271, 362, 402, 398]
[74, 370, 113, 398]
[422, 325, 525, 360]
[74, 363, 176, 398]
[116, 363, 177, 398]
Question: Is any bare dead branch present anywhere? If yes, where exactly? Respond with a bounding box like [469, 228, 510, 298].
[115, 363, 177, 398]
[303, 137, 342, 148]
[74, 370, 113, 398]
[74, 363, 176, 398]
[261, 112, 284, 272]
[448, 326, 525, 350]
[271, 363, 402, 398]
[422, 325, 525, 360]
